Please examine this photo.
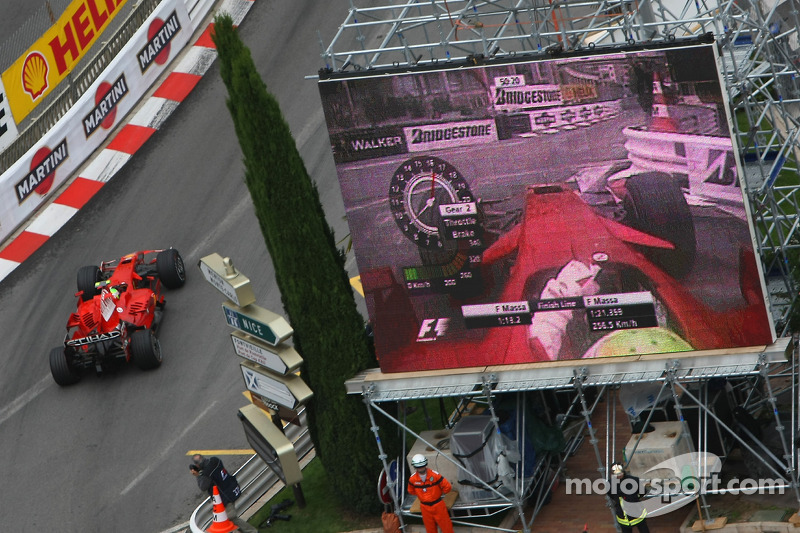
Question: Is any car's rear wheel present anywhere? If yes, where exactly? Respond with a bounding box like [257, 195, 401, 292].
[156, 249, 186, 289]
[50, 347, 80, 386]
[77, 265, 102, 301]
[131, 329, 162, 370]
[622, 172, 697, 278]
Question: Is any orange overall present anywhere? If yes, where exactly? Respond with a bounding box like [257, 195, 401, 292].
[408, 468, 455, 533]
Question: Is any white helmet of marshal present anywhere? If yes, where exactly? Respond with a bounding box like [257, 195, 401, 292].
[411, 454, 428, 468]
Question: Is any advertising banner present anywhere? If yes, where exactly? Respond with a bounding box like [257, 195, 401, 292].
[0, 0, 191, 245]
[1, 0, 132, 124]
[319, 44, 775, 373]
[0, 78, 19, 153]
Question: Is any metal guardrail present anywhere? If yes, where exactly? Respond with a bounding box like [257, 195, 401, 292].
[189, 414, 313, 533]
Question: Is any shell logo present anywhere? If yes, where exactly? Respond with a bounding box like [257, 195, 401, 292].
[22, 51, 49, 101]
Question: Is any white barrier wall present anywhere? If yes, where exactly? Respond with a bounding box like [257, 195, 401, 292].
[0, 0, 195, 245]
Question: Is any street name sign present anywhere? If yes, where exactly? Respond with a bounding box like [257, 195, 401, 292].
[230, 330, 303, 375]
[198, 253, 256, 307]
[222, 303, 293, 347]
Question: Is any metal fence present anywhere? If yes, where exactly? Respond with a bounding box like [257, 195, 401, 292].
[0, 0, 161, 174]
[0, 0, 73, 73]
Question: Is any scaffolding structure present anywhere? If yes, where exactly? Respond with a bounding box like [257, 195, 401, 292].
[349, 340, 798, 531]
[324, 0, 800, 530]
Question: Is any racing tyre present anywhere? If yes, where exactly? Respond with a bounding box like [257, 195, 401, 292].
[131, 329, 162, 370]
[622, 172, 696, 278]
[77, 265, 102, 301]
[156, 249, 186, 289]
[50, 347, 80, 386]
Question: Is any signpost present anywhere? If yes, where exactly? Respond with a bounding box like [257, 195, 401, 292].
[198, 254, 313, 506]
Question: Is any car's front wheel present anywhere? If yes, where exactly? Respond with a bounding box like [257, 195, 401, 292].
[156, 249, 186, 289]
[77, 265, 102, 301]
[50, 347, 80, 386]
[622, 172, 696, 278]
[131, 329, 162, 370]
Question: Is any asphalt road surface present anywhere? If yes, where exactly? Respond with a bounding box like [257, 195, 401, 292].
[0, 1, 376, 531]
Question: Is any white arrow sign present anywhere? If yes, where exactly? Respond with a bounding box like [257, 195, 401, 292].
[230, 331, 303, 375]
[198, 253, 256, 307]
[240, 361, 312, 410]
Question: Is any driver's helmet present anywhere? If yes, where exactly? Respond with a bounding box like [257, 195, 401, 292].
[583, 327, 693, 359]
[95, 280, 122, 298]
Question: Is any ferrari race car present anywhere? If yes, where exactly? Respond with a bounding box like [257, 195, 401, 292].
[49, 248, 186, 386]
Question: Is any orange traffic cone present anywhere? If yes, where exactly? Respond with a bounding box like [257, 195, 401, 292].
[207, 485, 239, 533]
[649, 71, 678, 132]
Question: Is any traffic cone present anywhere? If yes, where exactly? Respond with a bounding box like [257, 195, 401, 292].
[649, 71, 678, 132]
[207, 485, 239, 533]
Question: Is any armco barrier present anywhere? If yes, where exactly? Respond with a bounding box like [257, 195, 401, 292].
[190, 413, 313, 533]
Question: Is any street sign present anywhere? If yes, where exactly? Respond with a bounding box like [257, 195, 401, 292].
[240, 361, 313, 410]
[377, 459, 399, 504]
[230, 330, 303, 375]
[238, 404, 303, 486]
[198, 253, 256, 307]
[222, 303, 293, 347]
[244, 391, 303, 427]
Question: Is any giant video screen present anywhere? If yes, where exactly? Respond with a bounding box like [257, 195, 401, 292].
[319, 44, 775, 373]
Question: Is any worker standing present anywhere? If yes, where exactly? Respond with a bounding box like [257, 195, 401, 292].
[610, 463, 650, 533]
[407, 454, 455, 533]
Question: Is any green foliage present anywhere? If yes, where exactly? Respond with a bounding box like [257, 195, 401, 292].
[212, 14, 397, 513]
[248, 458, 381, 532]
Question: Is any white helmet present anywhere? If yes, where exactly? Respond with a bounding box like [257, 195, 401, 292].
[611, 463, 624, 476]
[411, 454, 428, 468]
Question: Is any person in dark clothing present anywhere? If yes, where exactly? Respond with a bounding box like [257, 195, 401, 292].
[609, 463, 650, 533]
[190, 454, 258, 533]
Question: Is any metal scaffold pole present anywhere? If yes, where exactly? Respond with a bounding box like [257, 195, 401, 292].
[363, 385, 408, 532]
[665, 363, 713, 525]
[574, 369, 621, 532]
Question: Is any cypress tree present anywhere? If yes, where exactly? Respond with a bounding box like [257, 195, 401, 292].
[212, 14, 388, 514]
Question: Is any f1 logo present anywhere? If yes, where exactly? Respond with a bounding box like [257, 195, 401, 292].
[417, 318, 449, 342]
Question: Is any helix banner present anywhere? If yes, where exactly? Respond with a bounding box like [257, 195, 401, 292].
[1, 0, 132, 124]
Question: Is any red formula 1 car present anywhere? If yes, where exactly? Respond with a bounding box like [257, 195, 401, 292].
[49, 248, 186, 386]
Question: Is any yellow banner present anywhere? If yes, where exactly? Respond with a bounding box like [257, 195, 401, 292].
[1, 0, 130, 124]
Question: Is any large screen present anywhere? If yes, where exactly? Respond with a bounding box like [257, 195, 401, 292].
[319, 44, 775, 373]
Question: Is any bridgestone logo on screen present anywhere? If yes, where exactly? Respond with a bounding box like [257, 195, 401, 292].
[493, 84, 563, 111]
[404, 120, 498, 152]
[137, 11, 181, 73]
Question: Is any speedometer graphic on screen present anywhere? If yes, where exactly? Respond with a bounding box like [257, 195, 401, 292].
[389, 156, 475, 249]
